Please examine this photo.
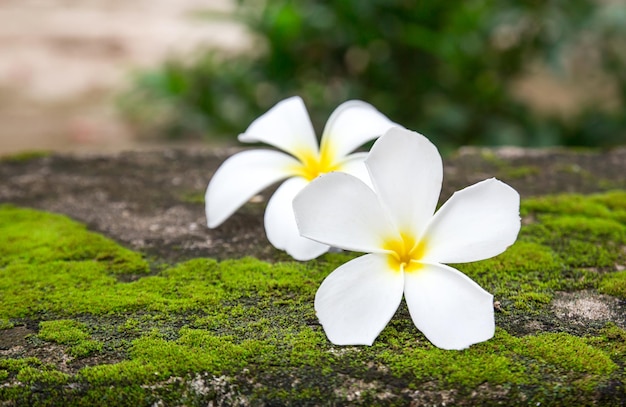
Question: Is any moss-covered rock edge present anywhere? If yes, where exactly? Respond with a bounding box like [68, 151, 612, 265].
[1, 191, 625, 406]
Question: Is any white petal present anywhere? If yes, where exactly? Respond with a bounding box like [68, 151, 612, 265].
[205, 150, 297, 228]
[422, 178, 521, 264]
[404, 263, 495, 350]
[336, 152, 372, 188]
[366, 127, 443, 236]
[264, 177, 329, 261]
[238, 96, 319, 159]
[315, 254, 404, 345]
[320, 100, 397, 161]
[293, 172, 395, 253]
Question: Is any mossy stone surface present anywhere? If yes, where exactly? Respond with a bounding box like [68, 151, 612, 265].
[1, 147, 626, 405]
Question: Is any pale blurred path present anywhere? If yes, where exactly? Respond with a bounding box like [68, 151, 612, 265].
[0, 0, 250, 155]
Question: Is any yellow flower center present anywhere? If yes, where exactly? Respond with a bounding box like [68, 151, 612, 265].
[382, 232, 427, 272]
[291, 142, 341, 181]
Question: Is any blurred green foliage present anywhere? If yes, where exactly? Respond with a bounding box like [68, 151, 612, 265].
[120, 0, 626, 151]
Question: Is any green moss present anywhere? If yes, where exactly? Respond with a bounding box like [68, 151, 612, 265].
[0, 150, 50, 162]
[586, 324, 626, 359]
[380, 330, 524, 388]
[457, 241, 568, 310]
[39, 320, 90, 343]
[179, 191, 205, 204]
[554, 163, 594, 178]
[475, 151, 541, 180]
[1, 193, 625, 405]
[0, 205, 149, 274]
[599, 270, 626, 299]
[523, 332, 616, 376]
[16, 366, 70, 385]
[0, 318, 13, 329]
[1, 362, 71, 407]
[0, 357, 42, 372]
[518, 191, 626, 302]
[69, 340, 103, 358]
[380, 328, 616, 394]
[521, 190, 626, 224]
[38, 319, 103, 358]
[504, 165, 541, 179]
[286, 327, 336, 368]
[0, 260, 139, 317]
[118, 318, 141, 334]
[479, 150, 507, 167]
[80, 328, 270, 385]
[521, 215, 625, 271]
[0, 357, 71, 404]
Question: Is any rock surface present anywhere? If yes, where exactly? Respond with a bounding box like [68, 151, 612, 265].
[1, 146, 625, 261]
[1, 146, 625, 406]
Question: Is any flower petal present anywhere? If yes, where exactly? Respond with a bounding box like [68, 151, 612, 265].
[404, 263, 495, 350]
[264, 177, 329, 261]
[205, 150, 297, 228]
[336, 152, 372, 188]
[320, 100, 397, 161]
[422, 178, 521, 264]
[315, 253, 404, 345]
[238, 96, 319, 159]
[293, 172, 395, 253]
[365, 127, 443, 236]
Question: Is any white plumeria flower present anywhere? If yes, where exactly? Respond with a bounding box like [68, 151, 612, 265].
[205, 96, 397, 261]
[293, 127, 521, 350]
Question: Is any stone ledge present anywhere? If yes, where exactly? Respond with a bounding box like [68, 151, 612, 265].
[1, 146, 625, 262]
[0, 146, 625, 406]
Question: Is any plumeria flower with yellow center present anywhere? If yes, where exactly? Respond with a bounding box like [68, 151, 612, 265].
[293, 127, 521, 350]
[205, 96, 397, 261]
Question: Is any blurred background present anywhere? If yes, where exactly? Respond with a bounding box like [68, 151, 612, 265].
[1, 0, 625, 156]
[0, 0, 250, 155]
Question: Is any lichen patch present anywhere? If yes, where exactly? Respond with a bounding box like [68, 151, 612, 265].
[402, 381, 458, 406]
[334, 375, 395, 403]
[552, 291, 625, 328]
